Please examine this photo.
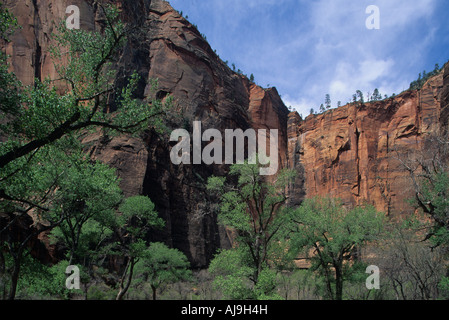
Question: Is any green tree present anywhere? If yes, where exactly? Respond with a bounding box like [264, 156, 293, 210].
[207, 157, 296, 299]
[397, 133, 449, 248]
[372, 88, 381, 101]
[356, 90, 364, 103]
[0, 3, 171, 174]
[209, 247, 256, 300]
[0, 3, 20, 121]
[0, 145, 92, 300]
[0, 250, 86, 300]
[325, 94, 331, 109]
[0, 4, 170, 300]
[290, 196, 385, 300]
[49, 157, 123, 265]
[319, 104, 325, 113]
[138, 242, 191, 300]
[249, 73, 255, 83]
[112, 196, 165, 300]
[395, 128, 449, 299]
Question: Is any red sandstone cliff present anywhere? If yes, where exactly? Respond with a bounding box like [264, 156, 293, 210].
[3, 0, 449, 268]
[3, 0, 289, 267]
[287, 65, 448, 217]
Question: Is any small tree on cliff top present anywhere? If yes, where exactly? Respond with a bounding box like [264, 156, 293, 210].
[325, 94, 331, 109]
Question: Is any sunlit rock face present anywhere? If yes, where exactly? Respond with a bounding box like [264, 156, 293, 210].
[287, 67, 447, 218]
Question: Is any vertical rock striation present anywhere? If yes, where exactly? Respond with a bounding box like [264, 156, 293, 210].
[441, 63, 449, 131]
[287, 64, 448, 217]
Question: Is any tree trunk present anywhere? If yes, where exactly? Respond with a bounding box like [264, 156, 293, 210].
[8, 256, 21, 300]
[116, 258, 135, 300]
[323, 267, 334, 300]
[151, 285, 157, 301]
[335, 265, 343, 300]
[0, 250, 5, 300]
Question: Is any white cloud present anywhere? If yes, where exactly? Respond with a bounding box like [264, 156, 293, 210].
[359, 59, 394, 83]
[282, 94, 316, 118]
[378, 0, 435, 29]
[280, 0, 439, 109]
[169, 0, 443, 112]
[329, 80, 348, 97]
[325, 59, 396, 105]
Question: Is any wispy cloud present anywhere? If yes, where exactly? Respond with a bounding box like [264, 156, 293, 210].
[168, 0, 448, 116]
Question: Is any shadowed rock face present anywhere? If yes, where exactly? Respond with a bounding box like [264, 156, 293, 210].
[3, 0, 289, 267]
[287, 65, 448, 217]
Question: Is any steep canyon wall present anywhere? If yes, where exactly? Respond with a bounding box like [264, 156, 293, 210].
[3, 0, 289, 267]
[288, 67, 447, 217]
[3, 0, 448, 267]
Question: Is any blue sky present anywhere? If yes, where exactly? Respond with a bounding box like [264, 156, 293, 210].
[167, 0, 449, 117]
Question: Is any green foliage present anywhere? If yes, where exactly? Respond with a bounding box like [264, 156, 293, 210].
[439, 276, 449, 299]
[1, 253, 85, 300]
[207, 158, 296, 299]
[45, 260, 87, 299]
[208, 159, 296, 247]
[325, 94, 331, 109]
[290, 196, 386, 300]
[254, 268, 283, 300]
[87, 283, 117, 300]
[249, 73, 255, 83]
[113, 196, 166, 300]
[0, 4, 172, 300]
[209, 248, 255, 300]
[117, 195, 165, 238]
[409, 64, 442, 91]
[0, 3, 172, 173]
[403, 132, 449, 249]
[49, 158, 122, 264]
[1, 142, 84, 214]
[138, 242, 192, 300]
[418, 171, 449, 247]
[292, 197, 383, 252]
[371, 88, 382, 101]
[0, 3, 19, 41]
[209, 248, 283, 300]
[356, 90, 364, 103]
[0, 4, 21, 131]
